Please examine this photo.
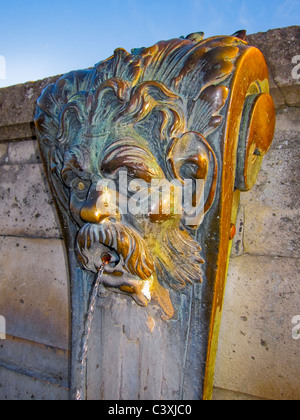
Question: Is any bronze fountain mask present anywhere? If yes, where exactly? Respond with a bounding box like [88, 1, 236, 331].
[34, 31, 275, 400]
[35, 37, 224, 318]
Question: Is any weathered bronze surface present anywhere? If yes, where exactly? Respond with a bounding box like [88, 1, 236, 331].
[35, 30, 275, 400]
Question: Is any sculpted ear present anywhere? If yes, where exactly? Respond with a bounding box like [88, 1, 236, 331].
[167, 131, 218, 224]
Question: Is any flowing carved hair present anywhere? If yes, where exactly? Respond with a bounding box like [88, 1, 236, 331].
[35, 32, 246, 150]
[34, 32, 247, 216]
[56, 78, 186, 148]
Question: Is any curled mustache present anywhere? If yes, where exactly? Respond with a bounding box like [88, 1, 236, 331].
[76, 222, 155, 280]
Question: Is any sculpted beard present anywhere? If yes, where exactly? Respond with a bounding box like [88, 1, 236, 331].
[76, 221, 204, 291]
[76, 222, 154, 279]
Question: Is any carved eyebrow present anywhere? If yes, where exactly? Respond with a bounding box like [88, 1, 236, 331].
[101, 144, 165, 182]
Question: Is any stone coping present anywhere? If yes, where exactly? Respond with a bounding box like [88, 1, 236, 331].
[0, 26, 299, 142]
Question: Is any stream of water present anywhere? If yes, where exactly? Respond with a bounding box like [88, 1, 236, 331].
[76, 265, 105, 401]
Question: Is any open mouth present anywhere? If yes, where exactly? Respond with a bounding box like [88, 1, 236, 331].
[75, 223, 155, 306]
[76, 222, 154, 277]
[79, 242, 121, 274]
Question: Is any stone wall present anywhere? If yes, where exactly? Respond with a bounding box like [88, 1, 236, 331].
[0, 76, 70, 399]
[0, 26, 299, 400]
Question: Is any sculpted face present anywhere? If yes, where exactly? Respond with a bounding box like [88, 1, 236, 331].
[60, 117, 207, 317]
[34, 36, 233, 318]
[34, 31, 275, 403]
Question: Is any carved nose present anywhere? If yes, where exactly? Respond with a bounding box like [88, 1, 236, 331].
[80, 186, 120, 224]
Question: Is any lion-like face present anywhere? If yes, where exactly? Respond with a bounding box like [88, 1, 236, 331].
[35, 34, 238, 317]
[60, 121, 206, 317]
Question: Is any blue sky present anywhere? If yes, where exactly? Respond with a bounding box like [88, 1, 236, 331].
[0, 0, 299, 87]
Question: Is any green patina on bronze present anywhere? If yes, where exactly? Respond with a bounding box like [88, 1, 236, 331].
[35, 30, 275, 400]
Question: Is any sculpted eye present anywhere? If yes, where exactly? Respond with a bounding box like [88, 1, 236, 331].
[101, 144, 165, 182]
[77, 181, 86, 191]
[71, 178, 91, 197]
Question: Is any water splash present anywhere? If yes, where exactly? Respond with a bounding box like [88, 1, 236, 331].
[76, 265, 105, 401]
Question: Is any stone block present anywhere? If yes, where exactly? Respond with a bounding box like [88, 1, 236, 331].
[212, 387, 265, 400]
[0, 236, 69, 349]
[0, 164, 61, 238]
[271, 108, 300, 150]
[0, 122, 36, 142]
[0, 76, 60, 128]
[269, 86, 286, 110]
[0, 76, 61, 142]
[0, 336, 68, 389]
[253, 140, 300, 212]
[240, 144, 300, 258]
[248, 26, 300, 108]
[215, 254, 300, 400]
[243, 204, 300, 258]
[7, 139, 41, 165]
[0, 366, 68, 400]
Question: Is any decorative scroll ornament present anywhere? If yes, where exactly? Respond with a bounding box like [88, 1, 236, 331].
[35, 30, 275, 400]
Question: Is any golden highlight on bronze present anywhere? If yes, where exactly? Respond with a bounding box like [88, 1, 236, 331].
[35, 29, 275, 400]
